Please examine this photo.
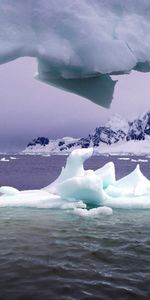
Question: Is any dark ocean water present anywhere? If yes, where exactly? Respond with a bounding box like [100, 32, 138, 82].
[0, 154, 150, 300]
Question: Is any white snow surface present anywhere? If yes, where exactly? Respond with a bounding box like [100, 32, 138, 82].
[1, 1, 150, 107]
[1, 148, 150, 215]
[23, 138, 150, 156]
[23, 137, 79, 155]
[95, 138, 150, 156]
[106, 114, 129, 134]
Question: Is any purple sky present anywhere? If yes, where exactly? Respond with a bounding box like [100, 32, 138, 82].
[0, 57, 150, 151]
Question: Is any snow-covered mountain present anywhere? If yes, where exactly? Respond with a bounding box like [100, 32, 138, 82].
[23, 112, 150, 155]
[24, 137, 80, 154]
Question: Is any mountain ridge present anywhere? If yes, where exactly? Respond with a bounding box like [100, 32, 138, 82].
[23, 111, 150, 155]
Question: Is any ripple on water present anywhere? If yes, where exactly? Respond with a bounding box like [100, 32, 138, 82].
[0, 208, 149, 299]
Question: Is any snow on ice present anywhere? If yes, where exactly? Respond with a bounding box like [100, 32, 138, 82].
[1, 148, 150, 217]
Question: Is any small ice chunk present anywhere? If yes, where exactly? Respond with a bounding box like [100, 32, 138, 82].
[74, 206, 113, 217]
[131, 159, 148, 163]
[118, 157, 130, 160]
[0, 157, 9, 162]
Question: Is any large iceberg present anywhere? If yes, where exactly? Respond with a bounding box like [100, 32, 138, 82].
[1, 148, 150, 216]
[1, 1, 150, 107]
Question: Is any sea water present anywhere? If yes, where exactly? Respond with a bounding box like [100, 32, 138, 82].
[0, 154, 150, 299]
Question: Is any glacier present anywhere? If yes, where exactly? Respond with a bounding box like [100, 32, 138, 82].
[1, 0, 150, 107]
[1, 148, 150, 217]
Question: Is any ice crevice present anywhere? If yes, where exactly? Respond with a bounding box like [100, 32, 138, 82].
[1, 1, 150, 107]
[1, 148, 150, 217]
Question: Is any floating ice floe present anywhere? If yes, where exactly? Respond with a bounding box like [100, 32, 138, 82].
[0, 148, 150, 216]
[131, 158, 148, 163]
[0, 157, 9, 162]
[117, 157, 130, 161]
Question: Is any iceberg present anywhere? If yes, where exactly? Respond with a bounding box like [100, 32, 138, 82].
[0, 158, 9, 162]
[1, 148, 150, 215]
[1, 1, 150, 107]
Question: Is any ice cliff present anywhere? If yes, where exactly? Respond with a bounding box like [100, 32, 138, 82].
[1, 1, 150, 107]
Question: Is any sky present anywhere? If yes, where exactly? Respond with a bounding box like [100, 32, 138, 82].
[0, 57, 150, 151]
